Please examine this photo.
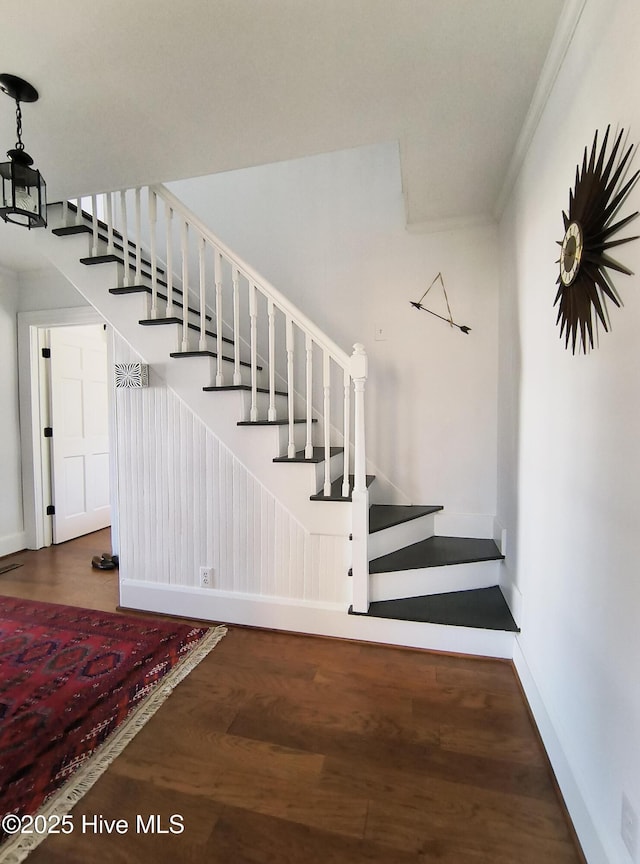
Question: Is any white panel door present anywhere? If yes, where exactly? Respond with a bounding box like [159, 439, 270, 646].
[49, 324, 111, 543]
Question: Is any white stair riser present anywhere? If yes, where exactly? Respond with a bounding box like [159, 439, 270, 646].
[370, 558, 502, 602]
[368, 513, 436, 560]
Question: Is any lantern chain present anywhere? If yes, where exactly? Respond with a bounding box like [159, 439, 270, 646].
[15, 101, 24, 151]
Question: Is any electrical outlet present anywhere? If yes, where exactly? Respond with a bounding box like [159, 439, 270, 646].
[374, 324, 388, 341]
[199, 566, 213, 587]
[622, 794, 638, 860]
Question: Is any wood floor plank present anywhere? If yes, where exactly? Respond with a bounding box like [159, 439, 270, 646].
[25, 773, 221, 864]
[111, 753, 368, 840]
[439, 721, 548, 766]
[204, 805, 420, 864]
[366, 796, 579, 863]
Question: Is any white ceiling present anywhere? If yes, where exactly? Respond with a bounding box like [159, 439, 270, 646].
[1, 0, 566, 269]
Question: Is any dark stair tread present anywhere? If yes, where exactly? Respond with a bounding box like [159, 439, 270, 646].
[237, 418, 317, 427]
[369, 504, 443, 534]
[369, 536, 504, 574]
[54, 204, 148, 259]
[349, 586, 519, 632]
[204, 384, 287, 396]
[52, 224, 93, 236]
[310, 474, 375, 502]
[139, 317, 234, 347]
[81, 255, 172, 291]
[170, 350, 261, 371]
[79, 245, 165, 276]
[274, 447, 343, 463]
[110, 286, 209, 320]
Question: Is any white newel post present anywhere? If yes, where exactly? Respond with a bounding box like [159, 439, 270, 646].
[351, 343, 369, 613]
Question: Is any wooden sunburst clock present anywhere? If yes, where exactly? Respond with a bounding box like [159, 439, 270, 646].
[555, 126, 639, 353]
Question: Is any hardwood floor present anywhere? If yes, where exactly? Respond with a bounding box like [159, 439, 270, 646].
[0, 530, 584, 863]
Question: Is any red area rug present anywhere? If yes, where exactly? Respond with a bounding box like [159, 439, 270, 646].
[0, 595, 226, 861]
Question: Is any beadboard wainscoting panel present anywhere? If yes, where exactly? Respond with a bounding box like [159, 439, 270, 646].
[113, 335, 348, 606]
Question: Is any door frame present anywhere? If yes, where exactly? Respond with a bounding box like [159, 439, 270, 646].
[18, 306, 119, 550]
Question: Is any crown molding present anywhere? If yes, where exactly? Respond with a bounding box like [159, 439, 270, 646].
[493, 0, 588, 219]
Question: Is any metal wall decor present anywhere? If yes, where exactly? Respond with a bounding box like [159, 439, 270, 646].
[0, 74, 47, 228]
[114, 363, 149, 388]
[555, 125, 639, 353]
[410, 272, 471, 334]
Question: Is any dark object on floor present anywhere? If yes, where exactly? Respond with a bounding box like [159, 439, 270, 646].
[102, 552, 119, 568]
[91, 554, 115, 570]
[0, 562, 23, 575]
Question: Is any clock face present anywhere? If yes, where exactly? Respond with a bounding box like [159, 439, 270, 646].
[559, 221, 583, 286]
[554, 125, 639, 353]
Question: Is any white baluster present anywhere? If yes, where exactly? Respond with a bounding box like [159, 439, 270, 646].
[149, 189, 158, 319]
[305, 334, 313, 459]
[232, 266, 241, 385]
[350, 343, 369, 613]
[134, 187, 142, 283]
[268, 299, 276, 421]
[74, 197, 82, 226]
[165, 202, 174, 316]
[342, 367, 351, 497]
[120, 191, 130, 287]
[199, 236, 207, 352]
[323, 350, 331, 496]
[105, 192, 114, 255]
[91, 195, 98, 256]
[249, 283, 258, 421]
[181, 219, 189, 351]
[61, 198, 68, 226]
[214, 250, 223, 385]
[286, 317, 295, 458]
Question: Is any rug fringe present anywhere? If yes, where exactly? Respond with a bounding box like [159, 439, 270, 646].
[0, 624, 227, 864]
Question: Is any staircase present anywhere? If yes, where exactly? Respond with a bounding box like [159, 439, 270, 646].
[37, 187, 517, 658]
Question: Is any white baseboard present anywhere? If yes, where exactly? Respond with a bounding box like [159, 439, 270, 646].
[513, 639, 608, 864]
[0, 531, 27, 558]
[499, 565, 523, 628]
[493, 516, 507, 555]
[120, 579, 515, 659]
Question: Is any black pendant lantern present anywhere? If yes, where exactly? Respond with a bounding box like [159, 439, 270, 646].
[0, 74, 46, 229]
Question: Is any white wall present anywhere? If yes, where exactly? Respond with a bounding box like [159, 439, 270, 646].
[0, 266, 25, 556]
[169, 142, 500, 523]
[18, 267, 90, 314]
[497, 0, 640, 861]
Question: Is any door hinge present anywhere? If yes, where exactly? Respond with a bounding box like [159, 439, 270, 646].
[41, 347, 51, 358]
[44, 427, 53, 438]
[46, 505, 55, 516]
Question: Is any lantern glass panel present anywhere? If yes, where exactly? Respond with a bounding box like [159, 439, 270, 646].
[0, 160, 46, 227]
